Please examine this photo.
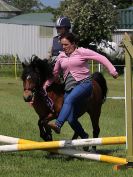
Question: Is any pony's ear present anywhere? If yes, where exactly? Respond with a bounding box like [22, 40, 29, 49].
[31, 55, 47, 68]
[31, 55, 38, 62]
[31, 55, 41, 66]
[22, 59, 30, 68]
[22, 62, 26, 68]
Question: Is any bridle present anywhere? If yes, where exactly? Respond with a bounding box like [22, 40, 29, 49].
[23, 73, 54, 112]
[23, 72, 42, 102]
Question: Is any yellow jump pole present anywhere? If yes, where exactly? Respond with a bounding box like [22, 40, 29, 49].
[0, 135, 126, 147]
[14, 55, 17, 80]
[0, 144, 127, 165]
[55, 149, 127, 165]
[0, 135, 127, 165]
[0, 135, 36, 144]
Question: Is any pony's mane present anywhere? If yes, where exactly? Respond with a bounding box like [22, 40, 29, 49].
[21, 56, 53, 83]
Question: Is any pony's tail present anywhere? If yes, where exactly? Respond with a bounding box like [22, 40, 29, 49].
[92, 72, 108, 103]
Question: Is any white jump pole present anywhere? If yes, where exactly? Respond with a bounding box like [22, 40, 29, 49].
[0, 135, 127, 165]
[0, 143, 127, 164]
[0, 135, 126, 147]
[0, 135, 36, 144]
[55, 149, 127, 165]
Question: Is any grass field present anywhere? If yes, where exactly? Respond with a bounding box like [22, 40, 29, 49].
[0, 74, 132, 177]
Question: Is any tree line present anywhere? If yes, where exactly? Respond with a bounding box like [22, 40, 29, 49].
[4, 0, 133, 47]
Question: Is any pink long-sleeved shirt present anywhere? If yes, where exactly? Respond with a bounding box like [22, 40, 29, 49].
[44, 47, 117, 87]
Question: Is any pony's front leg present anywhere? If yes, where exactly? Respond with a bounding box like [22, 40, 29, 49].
[47, 112, 57, 121]
[38, 118, 53, 141]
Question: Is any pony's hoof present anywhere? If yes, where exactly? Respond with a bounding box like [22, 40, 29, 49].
[83, 146, 89, 152]
[45, 152, 60, 159]
[90, 146, 97, 153]
[83, 146, 97, 153]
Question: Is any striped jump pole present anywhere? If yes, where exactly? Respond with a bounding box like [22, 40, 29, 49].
[0, 135, 36, 144]
[0, 135, 127, 165]
[55, 149, 127, 165]
[0, 135, 126, 147]
[0, 143, 127, 165]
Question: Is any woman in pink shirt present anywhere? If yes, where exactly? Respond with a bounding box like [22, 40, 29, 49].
[45, 32, 118, 138]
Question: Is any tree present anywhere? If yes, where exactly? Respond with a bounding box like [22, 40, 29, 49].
[4, 0, 45, 12]
[54, 0, 118, 47]
[35, 6, 56, 14]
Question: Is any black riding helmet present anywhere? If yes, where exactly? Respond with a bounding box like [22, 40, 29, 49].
[56, 16, 71, 29]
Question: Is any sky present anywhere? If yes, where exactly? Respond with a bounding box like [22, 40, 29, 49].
[41, 0, 63, 8]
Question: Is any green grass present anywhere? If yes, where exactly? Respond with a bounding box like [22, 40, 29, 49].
[0, 75, 132, 177]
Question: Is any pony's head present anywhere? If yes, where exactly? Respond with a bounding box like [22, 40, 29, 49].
[21, 55, 53, 102]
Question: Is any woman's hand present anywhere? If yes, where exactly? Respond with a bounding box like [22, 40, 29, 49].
[113, 71, 119, 79]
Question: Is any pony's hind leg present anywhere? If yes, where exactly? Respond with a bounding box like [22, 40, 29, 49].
[88, 107, 101, 152]
[72, 132, 79, 140]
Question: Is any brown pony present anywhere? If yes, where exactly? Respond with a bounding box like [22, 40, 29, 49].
[21, 56, 107, 149]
